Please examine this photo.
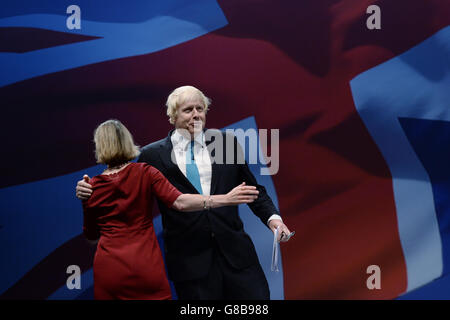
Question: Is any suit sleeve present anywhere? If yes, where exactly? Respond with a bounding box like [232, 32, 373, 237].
[234, 135, 280, 227]
[137, 147, 148, 163]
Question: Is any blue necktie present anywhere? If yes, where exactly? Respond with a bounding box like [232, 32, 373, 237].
[186, 141, 203, 194]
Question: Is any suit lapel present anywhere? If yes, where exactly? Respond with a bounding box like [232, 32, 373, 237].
[206, 131, 220, 196]
[209, 161, 219, 196]
[159, 130, 199, 194]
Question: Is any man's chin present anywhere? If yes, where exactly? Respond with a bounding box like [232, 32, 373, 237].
[191, 124, 204, 133]
[178, 125, 204, 137]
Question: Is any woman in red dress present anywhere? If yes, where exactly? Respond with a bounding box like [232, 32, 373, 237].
[82, 119, 259, 300]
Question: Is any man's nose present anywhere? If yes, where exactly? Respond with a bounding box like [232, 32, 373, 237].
[192, 109, 200, 119]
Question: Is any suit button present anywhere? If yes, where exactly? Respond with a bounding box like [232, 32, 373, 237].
[211, 232, 215, 238]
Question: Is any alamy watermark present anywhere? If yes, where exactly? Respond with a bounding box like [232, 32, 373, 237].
[172, 127, 279, 176]
[66, 5, 81, 30]
[366, 5, 381, 30]
[366, 265, 381, 290]
[66, 265, 81, 290]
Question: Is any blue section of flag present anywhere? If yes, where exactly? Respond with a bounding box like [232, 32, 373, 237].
[0, 165, 103, 295]
[399, 117, 450, 276]
[398, 273, 450, 300]
[0, 0, 213, 23]
[47, 268, 94, 300]
[0, 0, 227, 86]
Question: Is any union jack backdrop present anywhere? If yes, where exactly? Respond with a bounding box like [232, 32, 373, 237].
[1, 0, 450, 299]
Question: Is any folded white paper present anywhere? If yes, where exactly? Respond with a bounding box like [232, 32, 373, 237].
[271, 227, 280, 272]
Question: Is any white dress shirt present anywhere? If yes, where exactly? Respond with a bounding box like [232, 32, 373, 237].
[171, 129, 212, 196]
[171, 129, 282, 225]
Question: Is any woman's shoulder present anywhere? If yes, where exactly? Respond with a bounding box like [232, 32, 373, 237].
[133, 162, 160, 175]
[132, 163, 168, 184]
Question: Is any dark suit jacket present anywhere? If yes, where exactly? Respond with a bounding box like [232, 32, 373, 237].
[137, 129, 279, 282]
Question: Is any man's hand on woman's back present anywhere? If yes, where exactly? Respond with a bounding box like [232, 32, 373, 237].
[76, 174, 93, 200]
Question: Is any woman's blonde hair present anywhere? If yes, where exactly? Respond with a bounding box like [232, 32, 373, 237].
[93, 119, 140, 166]
[166, 85, 211, 124]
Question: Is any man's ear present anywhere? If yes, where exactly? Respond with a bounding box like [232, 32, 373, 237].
[171, 107, 179, 124]
[170, 113, 177, 124]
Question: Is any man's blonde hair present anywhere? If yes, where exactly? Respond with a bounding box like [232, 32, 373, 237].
[93, 119, 140, 166]
[166, 86, 211, 124]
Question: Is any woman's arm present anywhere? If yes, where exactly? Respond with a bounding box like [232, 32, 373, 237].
[172, 182, 259, 212]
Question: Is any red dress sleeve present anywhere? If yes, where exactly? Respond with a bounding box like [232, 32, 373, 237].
[147, 165, 182, 208]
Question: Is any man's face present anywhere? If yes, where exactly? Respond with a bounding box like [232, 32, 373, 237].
[174, 94, 206, 137]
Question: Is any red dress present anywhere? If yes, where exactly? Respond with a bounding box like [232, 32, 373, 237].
[82, 162, 182, 300]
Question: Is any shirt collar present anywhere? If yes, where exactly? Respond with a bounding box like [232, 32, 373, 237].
[171, 129, 206, 150]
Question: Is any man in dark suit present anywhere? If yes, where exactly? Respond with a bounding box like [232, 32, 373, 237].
[76, 85, 292, 299]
